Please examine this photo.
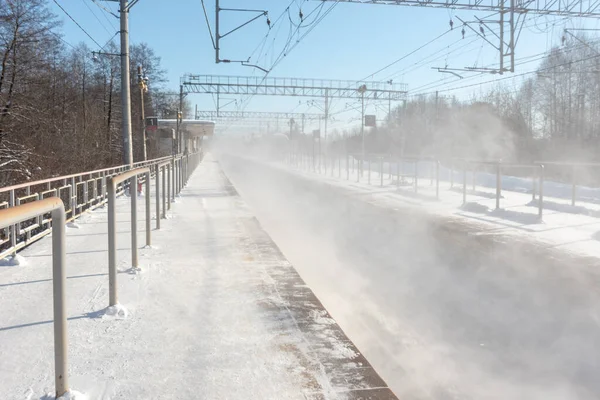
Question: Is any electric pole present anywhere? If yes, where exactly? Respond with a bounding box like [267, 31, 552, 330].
[358, 84, 367, 175]
[120, 0, 133, 166]
[137, 66, 148, 161]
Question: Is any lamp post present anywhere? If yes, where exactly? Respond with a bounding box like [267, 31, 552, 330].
[357, 84, 367, 176]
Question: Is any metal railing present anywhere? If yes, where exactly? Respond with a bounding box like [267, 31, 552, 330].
[107, 167, 151, 306]
[0, 152, 204, 397]
[0, 155, 173, 259]
[0, 198, 68, 398]
[287, 151, 600, 220]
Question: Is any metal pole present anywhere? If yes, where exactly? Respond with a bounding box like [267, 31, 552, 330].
[155, 165, 160, 229]
[380, 157, 383, 187]
[9, 189, 15, 253]
[138, 66, 147, 161]
[171, 160, 175, 200]
[361, 91, 365, 176]
[436, 160, 440, 200]
[463, 164, 467, 205]
[368, 159, 371, 184]
[346, 154, 349, 180]
[51, 206, 68, 398]
[145, 171, 151, 247]
[415, 161, 419, 193]
[162, 166, 166, 217]
[131, 175, 138, 268]
[167, 164, 171, 209]
[108, 178, 118, 305]
[571, 165, 576, 206]
[539, 165, 545, 219]
[120, 0, 133, 166]
[396, 160, 400, 188]
[496, 163, 501, 210]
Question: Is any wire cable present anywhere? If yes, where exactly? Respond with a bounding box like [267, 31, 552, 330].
[52, 0, 103, 48]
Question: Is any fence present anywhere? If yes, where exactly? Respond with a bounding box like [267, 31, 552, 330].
[0, 155, 186, 259]
[0, 152, 203, 398]
[285, 150, 600, 220]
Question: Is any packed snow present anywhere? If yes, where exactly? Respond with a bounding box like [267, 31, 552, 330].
[219, 152, 600, 400]
[0, 155, 392, 399]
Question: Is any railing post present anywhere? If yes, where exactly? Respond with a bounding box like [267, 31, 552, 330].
[496, 162, 501, 210]
[131, 175, 138, 268]
[171, 159, 175, 201]
[463, 163, 467, 205]
[380, 157, 383, 187]
[539, 164, 545, 219]
[51, 205, 68, 398]
[414, 161, 419, 193]
[101, 172, 107, 204]
[346, 155, 349, 180]
[155, 165, 160, 230]
[396, 160, 400, 188]
[145, 171, 151, 247]
[532, 166, 537, 201]
[430, 160, 434, 186]
[436, 160, 440, 200]
[70, 177, 76, 218]
[9, 189, 16, 255]
[167, 164, 172, 209]
[83, 179, 89, 210]
[162, 166, 166, 218]
[571, 164, 576, 206]
[107, 177, 118, 306]
[450, 160, 454, 188]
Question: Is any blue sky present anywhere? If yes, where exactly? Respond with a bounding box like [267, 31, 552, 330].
[49, 0, 600, 132]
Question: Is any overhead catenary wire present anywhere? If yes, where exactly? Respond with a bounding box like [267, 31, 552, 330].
[80, 0, 113, 36]
[52, 0, 103, 49]
[410, 52, 600, 97]
[409, 35, 600, 95]
[201, 0, 216, 49]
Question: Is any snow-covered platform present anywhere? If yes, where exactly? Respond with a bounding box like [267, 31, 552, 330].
[0, 156, 396, 399]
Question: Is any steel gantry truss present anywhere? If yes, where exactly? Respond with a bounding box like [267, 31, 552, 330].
[181, 75, 408, 100]
[321, 0, 600, 75]
[195, 110, 323, 121]
[322, 0, 600, 16]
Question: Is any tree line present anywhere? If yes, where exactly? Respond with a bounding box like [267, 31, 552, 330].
[0, 0, 185, 186]
[329, 32, 600, 167]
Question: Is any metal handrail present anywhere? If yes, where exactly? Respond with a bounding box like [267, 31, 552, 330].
[0, 154, 185, 259]
[0, 198, 69, 398]
[288, 151, 552, 218]
[107, 167, 151, 307]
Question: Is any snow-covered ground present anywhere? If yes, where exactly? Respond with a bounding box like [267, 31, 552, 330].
[276, 156, 600, 260]
[0, 155, 395, 400]
[219, 153, 600, 400]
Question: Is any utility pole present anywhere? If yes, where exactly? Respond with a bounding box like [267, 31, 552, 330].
[120, 0, 133, 166]
[358, 84, 367, 175]
[137, 66, 148, 161]
[178, 85, 184, 154]
[324, 88, 329, 170]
